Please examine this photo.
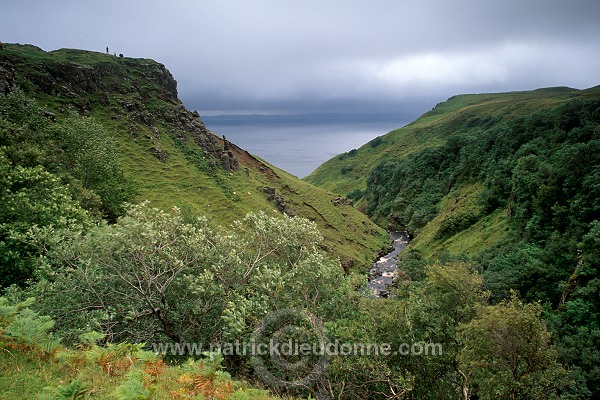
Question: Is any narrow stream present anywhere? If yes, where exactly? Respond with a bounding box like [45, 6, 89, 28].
[367, 232, 410, 298]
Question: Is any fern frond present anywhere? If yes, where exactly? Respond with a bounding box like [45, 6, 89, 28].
[39, 377, 91, 400]
[3, 305, 60, 354]
[114, 370, 154, 400]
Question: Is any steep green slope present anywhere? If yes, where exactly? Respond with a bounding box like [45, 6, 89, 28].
[306, 87, 588, 199]
[307, 86, 599, 248]
[308, 86, 600, 396]
[0, 43, 387, 269]
[307, 84, 600, 254]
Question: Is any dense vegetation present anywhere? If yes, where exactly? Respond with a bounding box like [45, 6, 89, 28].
[0, 91, 134, 288]
[0, 297, 280, 399]
[0, 89, 585, 400]
[1, 43, 598, 398]
[0, 43, 388, 276]
[311, 88, 600, 398]
[0, 205, 572, 399]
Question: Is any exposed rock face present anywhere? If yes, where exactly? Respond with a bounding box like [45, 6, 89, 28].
[219, 136, 239, 170]
[0, 62, 16, 94]
[264, 186, 277, 199]
[0, 45, 235, 170]
[0, 50, 177, 103]
[139, 62, 177, 100]
[45, 62, 100, 95]
[332, 196, 352, 206]
[263, 186, 293, 214]
[152, 146, 167, 162]
[220, 150, 239, 171]
[273, 194, 288, 213]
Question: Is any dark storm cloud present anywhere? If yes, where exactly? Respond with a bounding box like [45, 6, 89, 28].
[3, 0, 600, 115]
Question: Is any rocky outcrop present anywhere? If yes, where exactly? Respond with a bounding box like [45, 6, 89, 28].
[136, 62, 177, 100]
[219, 135, 239, 170]
[0, 45, 237, 171]
[152, 146, 167, 162]
[263, 186, 293, 215]
[264, 187, 276, 198]
[332, 196, 352, 206]
[0, 47, 177, 103]
[220, 150, 239, 171]
[0, 62, 16, 94]
[1, 46, 224, 164]
[46, 62, 100, 94]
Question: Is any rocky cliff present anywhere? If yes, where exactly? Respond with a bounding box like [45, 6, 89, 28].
[0, 43, 388, 270]
[0, 44, 241, 170]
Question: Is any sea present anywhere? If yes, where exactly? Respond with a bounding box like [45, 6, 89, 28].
[202, 114, 412, 178]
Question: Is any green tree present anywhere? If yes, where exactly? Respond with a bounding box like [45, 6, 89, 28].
[549, 221, 600, 398]
[0, 91, 134, 221]
[32, 203, 344, 350]
[48, 116, 134, 221]
[0, 152, 92, 288]
[321, 295, 415, 399]
[457, 293, 568, 399]
[402, 262, 488, 399]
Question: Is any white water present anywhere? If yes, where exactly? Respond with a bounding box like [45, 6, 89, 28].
[368, 232, 410, 298]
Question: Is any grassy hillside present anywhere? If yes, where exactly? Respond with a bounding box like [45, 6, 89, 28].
[306, 85, 600, 246]
[307, 84, 600, 253]
[307, 85, 600, 396]
[306, 87, 593, 199]
[0, 43, 387, 270]
[2, 43, 596, 398]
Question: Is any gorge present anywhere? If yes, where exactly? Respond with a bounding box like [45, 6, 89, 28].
[1, 42, 599, 399]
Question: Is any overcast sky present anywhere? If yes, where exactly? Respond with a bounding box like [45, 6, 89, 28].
[3, 0, 600, 116]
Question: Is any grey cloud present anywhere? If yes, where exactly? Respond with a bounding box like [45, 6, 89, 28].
[3, 0, 600, 115]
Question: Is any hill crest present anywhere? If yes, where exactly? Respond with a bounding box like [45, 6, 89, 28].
[0, 43, 388, 269]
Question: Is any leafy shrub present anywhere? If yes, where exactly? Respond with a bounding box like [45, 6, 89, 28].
[397, 249, 427, 281]
[346, 188, 364, 201]
[0, 91, 134, 220]
[0, 91, 134, 288]
[114, 371, 154, 400]
[0, 155, 93, 287]
[32, 203, 344, 350]
[338, 148, 358, 161]
[48, 116, 135, 221]
[458, 294, 568, 399]
[435, 211, 479, 239]
[369, 136, 383, 148]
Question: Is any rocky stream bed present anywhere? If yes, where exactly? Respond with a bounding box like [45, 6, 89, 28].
[367, 232, 410, 298]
